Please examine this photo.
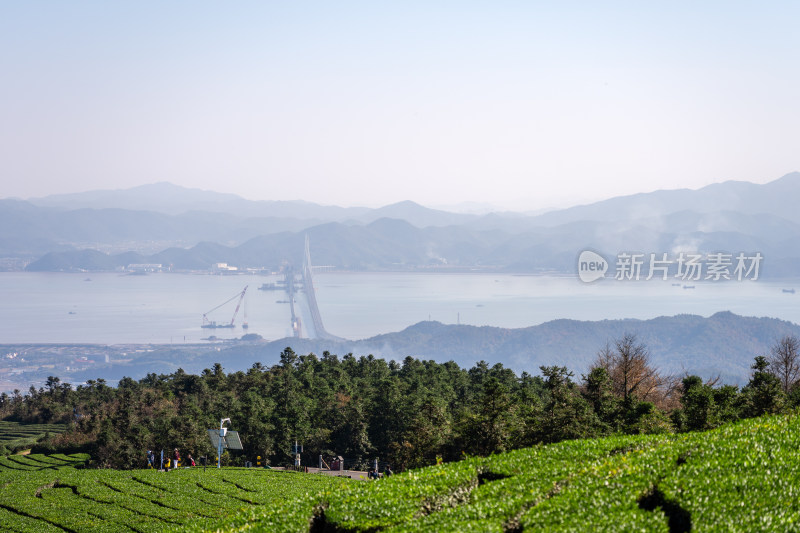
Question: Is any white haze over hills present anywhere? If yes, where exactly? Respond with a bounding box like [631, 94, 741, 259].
[22, 171, 800, 222]
[4, 171, 800, 278]
[25, 182, 371, 220]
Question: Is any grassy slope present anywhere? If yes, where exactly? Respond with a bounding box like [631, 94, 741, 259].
[0, 415, 798, 532]
[0, 456, 349, 533]
[240, 413, 800, 532]
[0, 421, 66, 452]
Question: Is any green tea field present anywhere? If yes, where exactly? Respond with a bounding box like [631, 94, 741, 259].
[0, 421, 66, 453]
[269, 413, 797, 532]
[0, 455, 348, 532]
[0, 414, 798, 532]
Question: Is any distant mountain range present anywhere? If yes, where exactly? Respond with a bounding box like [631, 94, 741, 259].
[24, 182, 477, 226]
[36, 311, 800, 387]
[4, 173, 800, 277]
[25, 182, 367, 219]
[531, 173, 800, 226]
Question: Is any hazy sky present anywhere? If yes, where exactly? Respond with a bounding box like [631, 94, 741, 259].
[2, 2, 799, 210]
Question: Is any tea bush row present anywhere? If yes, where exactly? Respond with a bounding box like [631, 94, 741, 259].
[243, 413, 800, 532]
[0, 466, 347, 532]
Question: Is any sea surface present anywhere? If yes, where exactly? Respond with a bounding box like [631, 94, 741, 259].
[0, 271, 798, 344]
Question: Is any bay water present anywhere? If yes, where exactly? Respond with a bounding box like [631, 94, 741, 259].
[0, 272, 797, 344]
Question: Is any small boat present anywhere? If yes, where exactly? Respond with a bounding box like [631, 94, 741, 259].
[783, 288, 796, 294]
[683, 285, 695, 289]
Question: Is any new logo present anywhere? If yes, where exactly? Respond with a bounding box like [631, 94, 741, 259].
[578, 250, 607, 283]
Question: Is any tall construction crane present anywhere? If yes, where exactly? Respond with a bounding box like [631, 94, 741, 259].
[201, 286, 248, 329]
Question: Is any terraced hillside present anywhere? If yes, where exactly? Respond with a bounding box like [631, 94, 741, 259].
[245, 413, 800, 532]
[0, 414, 797, 532]
[0, 421, 66, 452]
[0, 456, 349, 532]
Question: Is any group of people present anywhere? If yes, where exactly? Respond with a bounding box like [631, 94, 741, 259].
[146, 448, 196, 470]
[367, 465, 393, 479]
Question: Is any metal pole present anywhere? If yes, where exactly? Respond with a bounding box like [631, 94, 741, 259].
[219, 418, 231, 469]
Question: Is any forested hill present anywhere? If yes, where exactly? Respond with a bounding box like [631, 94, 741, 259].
[287, 311, 800, 384]
[48, 312, 800, 387]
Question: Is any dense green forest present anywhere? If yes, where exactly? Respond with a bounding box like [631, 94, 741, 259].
[2, 334, 798, 471]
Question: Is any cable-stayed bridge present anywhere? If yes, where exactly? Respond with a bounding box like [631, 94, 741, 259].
[288, 235, 343, 341]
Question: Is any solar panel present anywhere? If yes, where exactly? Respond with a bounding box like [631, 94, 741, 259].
[207, 429, 243, 450]
[225, 430, 243, 450]
[207, 429, 221, 449]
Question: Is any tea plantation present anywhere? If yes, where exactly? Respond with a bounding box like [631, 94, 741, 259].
[261, 412, 800, 532]
[0, 455, 349, 532]
[0, 421, 66, 453]
[0, 413, 798, 531]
